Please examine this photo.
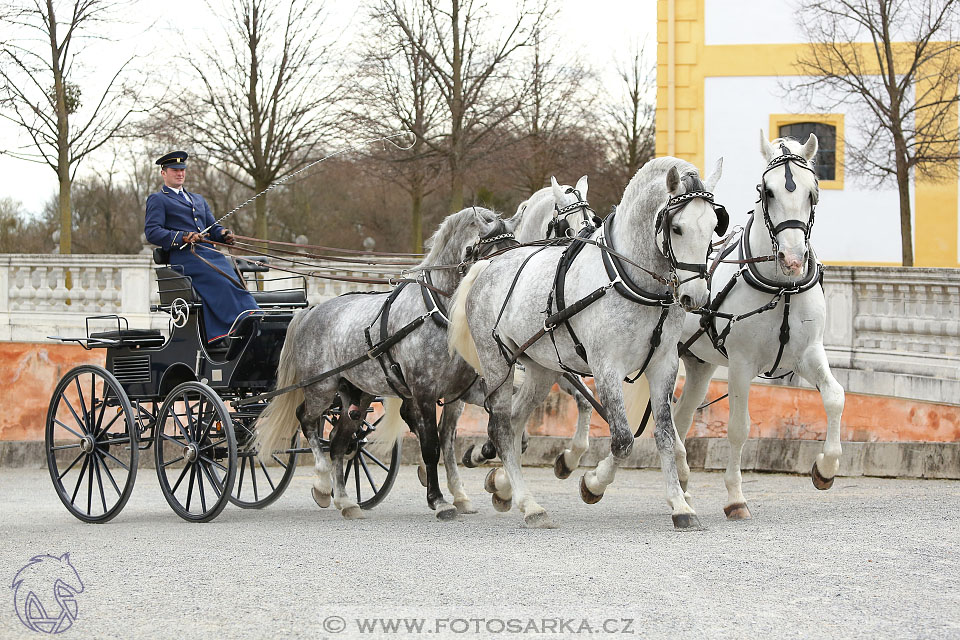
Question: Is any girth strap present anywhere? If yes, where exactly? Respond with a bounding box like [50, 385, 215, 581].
[365, 283, 413, 397]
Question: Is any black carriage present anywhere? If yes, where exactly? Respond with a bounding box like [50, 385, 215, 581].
[45, 250, 400, 523]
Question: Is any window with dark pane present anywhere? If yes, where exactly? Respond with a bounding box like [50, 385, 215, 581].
[778, 122, 836, 180]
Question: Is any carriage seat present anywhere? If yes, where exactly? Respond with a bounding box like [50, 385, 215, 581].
[89, 328, 165, 347]
[250, 290, 308, 307]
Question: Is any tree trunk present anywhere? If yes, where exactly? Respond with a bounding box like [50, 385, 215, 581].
[254, 179, 269, 244]
[411, 184, 424, 253]
[448, 161, 463, 212]
[48, 0, 71, 255]
[895, 152, 913, 266]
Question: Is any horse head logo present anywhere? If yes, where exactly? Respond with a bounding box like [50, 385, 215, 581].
[171, 297, 190, 328]
[11, 553, 84, 634]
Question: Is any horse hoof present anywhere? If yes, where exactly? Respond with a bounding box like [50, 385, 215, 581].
[523, 511, 556, 529]
[491, 493, 512, 512]
[417, 465, 428, 487]
[342, 506, 365, 520]
[671, 513, 702, 530]
[435, 504, 459, 521]
[454, 499, 478, 515]
[483, 468, 499, 494]
[553, 452, 573, 479]
[311, 487, 331, 508]
[579, 475, 603, 504]
[723, 502, 752, 520]
[811, 461, 835, 490]
[461, 445, 478, 468]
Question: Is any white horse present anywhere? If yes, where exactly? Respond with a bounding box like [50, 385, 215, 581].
[673, 132, 845, 520]
[459, 175, 601, 470]
[450, 157, 726, 529]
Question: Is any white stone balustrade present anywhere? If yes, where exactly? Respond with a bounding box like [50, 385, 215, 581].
[0, 255, 957, 405]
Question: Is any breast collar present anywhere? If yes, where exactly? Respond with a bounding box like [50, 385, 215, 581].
[738, 212, 822, 295]
[598, 211, 673, 306]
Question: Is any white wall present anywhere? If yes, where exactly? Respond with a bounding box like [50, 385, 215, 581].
[703, 75, 906, 263]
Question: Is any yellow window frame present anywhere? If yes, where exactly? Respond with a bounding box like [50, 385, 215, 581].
[769, 113, 844, 190]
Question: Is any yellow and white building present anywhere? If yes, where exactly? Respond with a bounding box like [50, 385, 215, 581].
[656, 0, 959, 266]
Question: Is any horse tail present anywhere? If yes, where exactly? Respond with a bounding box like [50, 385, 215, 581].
[254, 309, 308, 455]
[622, 373, 652, 436]
[448, 260, 490, 372]
[366, 396, 406, 457]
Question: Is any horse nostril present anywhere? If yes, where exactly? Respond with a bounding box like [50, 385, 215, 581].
[680, 294, 692, 308]
[777, 250, 786, 263]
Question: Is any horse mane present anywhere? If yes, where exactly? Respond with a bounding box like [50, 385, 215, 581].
[618, 156, 701, 213]
[417, 206, 498, 268]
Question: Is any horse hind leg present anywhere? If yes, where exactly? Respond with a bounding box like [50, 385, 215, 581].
[797, 345, 845, 489]
[298, 383, 339, 509]
[438, 400, 477, 514]
[554, 377, 594, 480]
[402, 398, 458, 521]
[330, 380, 372, 519]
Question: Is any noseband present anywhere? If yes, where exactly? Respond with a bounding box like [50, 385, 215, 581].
[548, 187, 600, 239]
[655, 189, 729, 286]
[756, 143, 818, 253]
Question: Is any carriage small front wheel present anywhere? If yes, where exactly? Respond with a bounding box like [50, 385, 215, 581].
[229, 413, 298, 509]
[345, 405, 401, 510]
[154, 381, 237, 522]
[45, 365, 139, 523]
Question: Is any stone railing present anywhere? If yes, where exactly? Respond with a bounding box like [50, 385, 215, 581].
[0, 255, 957, 405]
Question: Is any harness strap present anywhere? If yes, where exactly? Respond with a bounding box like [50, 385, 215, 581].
[234, 312, 430, 407]
[764, 293, 792, 377]
[419, 271, 450, 328]
[560, 373, 607, 422]
[549, 226, 594, 366]
[364, 283, 412, 398]
[491, 245, 555, 362]
[189, 243, 246, 290]
[624, 305, 670, 383]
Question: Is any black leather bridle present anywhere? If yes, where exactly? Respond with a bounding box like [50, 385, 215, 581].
[547, 187, 601, 239]
[756, 143, 819, 254]
[654, 189, 730, 286]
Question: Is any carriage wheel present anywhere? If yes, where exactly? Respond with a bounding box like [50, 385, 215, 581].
[344, 406, 401, 510]
[228, 413, 298, 509]
[45, 365, 139, 523]
[154, 382, 236, 522]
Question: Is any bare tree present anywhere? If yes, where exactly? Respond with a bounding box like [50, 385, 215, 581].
[378, 0, 548, 212]
[175, 0, 343, 241]
[605, 42, 656, 187]
[508, 28, 598, 194]
[0, 0, 148, 254]
[356, 1, 444, 252]
[794, 0, 960, 266]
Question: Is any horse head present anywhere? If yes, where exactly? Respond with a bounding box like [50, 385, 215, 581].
[759, 131, 819, 277]
[550, 175, 594, 237]
[12, 553, 84, 633]
[659, 158, 724, 311]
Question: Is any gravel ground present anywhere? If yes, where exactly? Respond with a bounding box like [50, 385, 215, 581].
[1, 464, 958, 640]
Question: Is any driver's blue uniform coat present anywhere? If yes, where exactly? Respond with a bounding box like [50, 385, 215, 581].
[145, 186, 259, 342]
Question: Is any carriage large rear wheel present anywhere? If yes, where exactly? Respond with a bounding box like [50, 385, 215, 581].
[154, 382, 236, 522]
[229, 412, 298, 509]
[45, 365, 139, 523]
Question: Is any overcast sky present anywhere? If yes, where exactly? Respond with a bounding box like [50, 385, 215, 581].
[0, 0, 656, 217]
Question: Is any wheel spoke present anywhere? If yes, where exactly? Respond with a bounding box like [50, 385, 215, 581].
[58, 451, 85, 481]
[199, 461, 222, 498]
[101, 436, 131, 446]
[98, 447, 130, 471]
[199, 437, 226, 452]
[271, 453, 289, 469]
[257, 458, 277, 491]
[236, 455, 247, 498]
[198, 454, 228, 473]
[359, 454, 378, 494]
[161, 454, 185, 468]
[97, 453, 122, 497]
[171, 461, 192, 494]
[92, 453, 108, 513]
[171, 408, 191, 442]
[86, 454, 94, 514]
[74, 377, 90, 432]
[53, 418, 84, 440]
[250, 456, 259, 501]
[185, 462, 197, 510]
[197, 462, 207, 513]
[70, 455, 90, 504]
[160, 432, 188, 446]
[354, 457, 362, 503]
[62, 396, 88, 436]
[50, 443, 82, 451]
[94, 410, 123, 441]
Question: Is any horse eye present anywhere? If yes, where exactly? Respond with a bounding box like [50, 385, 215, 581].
[671, 224, 682, 236]
[765, 188, 775, 199]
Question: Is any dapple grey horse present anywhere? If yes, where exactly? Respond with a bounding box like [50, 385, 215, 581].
[449, 157, 725, 529]
[673, 133, 845, 520]
[460, 176, 602, 472]
[255, 207, 517, 520]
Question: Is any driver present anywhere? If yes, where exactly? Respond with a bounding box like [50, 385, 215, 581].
[145, 151, 260, 345]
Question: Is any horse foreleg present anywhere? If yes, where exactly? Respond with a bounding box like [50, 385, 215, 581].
[797, 344, 845, 489]
[553, 376, 594, 480]
[438, 400, 476, 514]
[723, 361, 754, 520]
[579, 369, 638, 506]
[672, 356, 718, 495]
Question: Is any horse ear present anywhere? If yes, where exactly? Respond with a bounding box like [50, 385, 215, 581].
[550, 176, 565, 203]
[504, 213, 522, 234]
[575, 175, 588, 199]
[704, 157, 723, 192]
[760, 129, 776, 163]
[60, 552, 70, 563]
[801, 133, 819, 162]
[666, 166, 681, 195]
